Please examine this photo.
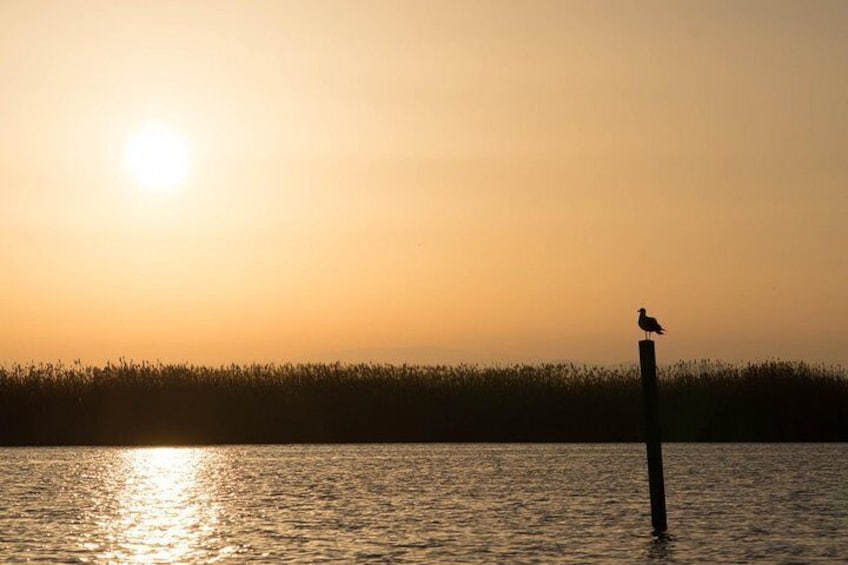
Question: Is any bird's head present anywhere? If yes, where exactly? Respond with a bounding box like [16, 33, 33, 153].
[638, 308, 646, 314]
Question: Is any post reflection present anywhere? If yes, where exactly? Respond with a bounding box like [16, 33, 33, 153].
[645, 532, 675, 561]
[96, 447, 225, 563]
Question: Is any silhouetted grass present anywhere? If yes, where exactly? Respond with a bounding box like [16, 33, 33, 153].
[1, 360, 845, 445]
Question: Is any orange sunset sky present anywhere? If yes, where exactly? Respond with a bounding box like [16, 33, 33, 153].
[2, 1, 846, 366]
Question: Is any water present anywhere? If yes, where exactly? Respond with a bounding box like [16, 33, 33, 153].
[0, 444, 845, 563]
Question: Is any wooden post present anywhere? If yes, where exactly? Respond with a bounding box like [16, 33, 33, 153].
[639, 339, 667, 534]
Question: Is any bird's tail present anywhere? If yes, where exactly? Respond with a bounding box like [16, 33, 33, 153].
[656, 328, 665, 335]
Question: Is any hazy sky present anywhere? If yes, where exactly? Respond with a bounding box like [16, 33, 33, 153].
[2, 1, 846, 366]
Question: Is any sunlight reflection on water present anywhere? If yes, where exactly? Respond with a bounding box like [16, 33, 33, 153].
[98, 448, 222, 563]
[69, 447, 234, 563]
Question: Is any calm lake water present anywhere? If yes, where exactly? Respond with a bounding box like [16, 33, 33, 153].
[0, 444, 845, 563]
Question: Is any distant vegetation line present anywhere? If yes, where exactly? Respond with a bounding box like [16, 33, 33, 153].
[1, 360, 845, 445]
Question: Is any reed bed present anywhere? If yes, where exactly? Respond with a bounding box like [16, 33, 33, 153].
[1, 360, 845, 445]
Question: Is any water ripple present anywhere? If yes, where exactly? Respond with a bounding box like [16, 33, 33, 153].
[0, 444, 846, 562]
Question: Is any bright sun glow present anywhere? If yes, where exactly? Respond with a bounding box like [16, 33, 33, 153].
[124, 123, 191, 192]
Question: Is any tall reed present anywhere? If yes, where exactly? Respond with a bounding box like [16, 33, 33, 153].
[1, 360, 845, 445]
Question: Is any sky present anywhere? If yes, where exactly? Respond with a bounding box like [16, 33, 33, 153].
[1, 0, 846, 366]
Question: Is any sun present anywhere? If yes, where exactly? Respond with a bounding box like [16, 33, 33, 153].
[124, 123, 191, 192]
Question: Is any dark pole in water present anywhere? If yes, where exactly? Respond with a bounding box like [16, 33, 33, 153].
[639, 339, 667, 534]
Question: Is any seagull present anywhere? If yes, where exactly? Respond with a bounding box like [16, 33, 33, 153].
[638, 308, 665, 340]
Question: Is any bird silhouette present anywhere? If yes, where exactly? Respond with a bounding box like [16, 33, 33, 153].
[638, 308, 665, 340]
